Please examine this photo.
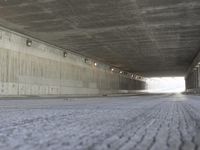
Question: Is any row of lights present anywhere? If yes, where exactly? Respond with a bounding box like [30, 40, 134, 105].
[26, 39, 100, 69]
[110, 67, 144, 80]
[83, 57, 144, 80]
[83, 57, 145, 81]
[26, 38, 144, 81]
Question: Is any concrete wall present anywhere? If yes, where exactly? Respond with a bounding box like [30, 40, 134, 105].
[185, 50, 200, 94]
[0, 28, 146, 96]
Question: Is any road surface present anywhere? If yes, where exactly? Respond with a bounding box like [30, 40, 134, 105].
[0, 94, 200, 150]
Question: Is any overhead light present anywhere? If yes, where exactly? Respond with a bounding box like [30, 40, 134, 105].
[84, 58, 89, 63]
[111, 68, 114, 72]
[26, 39, 32, 47]
[63, 51, 68, 57]
[94, 62, 97, 66]
[120, 71, 123, 74]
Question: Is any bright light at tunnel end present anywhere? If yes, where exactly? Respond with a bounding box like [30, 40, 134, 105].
[146, 77, 185, 93]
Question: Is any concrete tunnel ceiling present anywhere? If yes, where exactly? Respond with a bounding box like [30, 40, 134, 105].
[0, 0, 200, 77]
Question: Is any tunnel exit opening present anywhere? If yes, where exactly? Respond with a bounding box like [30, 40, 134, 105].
[146, 77, 185, 93]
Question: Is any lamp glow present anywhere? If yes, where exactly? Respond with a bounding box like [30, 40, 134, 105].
[26, 39, 32, 47]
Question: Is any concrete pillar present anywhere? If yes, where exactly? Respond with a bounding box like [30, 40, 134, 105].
[190, 72, 192, 89]
[194, 69, 197, 89]
[193, 70, 196, 89]
[189, 73, 191, 89]
[187, 76, 189, 89]
[187, 73, 190, 90]
[191, 73, 192, 89]
[197, 68, 199, 88]
[195, 69, 197, 88]
[190, 73, 192, 89]
[193, 70, 195, 89]
[188, 74, 190, 89]
[199, 64, 200, 88]
[188, 74, 191, 89]
[196, 68, 198, 88]
[191, 70, 194, 89]
[197, 66, 199, 93]
[185, 48, 200, 94]
[190, 74, 191, 89]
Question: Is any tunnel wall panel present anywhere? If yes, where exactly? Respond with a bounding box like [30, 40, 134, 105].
[0, 29, 146, 96]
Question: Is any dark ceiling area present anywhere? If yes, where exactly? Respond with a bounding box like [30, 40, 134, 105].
[0, 0, 200, 76]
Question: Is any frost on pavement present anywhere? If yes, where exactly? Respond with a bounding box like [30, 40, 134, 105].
[0, 94, 200, 150]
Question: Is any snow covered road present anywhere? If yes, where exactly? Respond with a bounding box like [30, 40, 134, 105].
[0, 94, 200, 150]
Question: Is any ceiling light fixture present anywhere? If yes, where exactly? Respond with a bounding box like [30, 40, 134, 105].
[63, 51, 68, 57]
[84, 58, 89, 63]
[26, 39, 32, 47]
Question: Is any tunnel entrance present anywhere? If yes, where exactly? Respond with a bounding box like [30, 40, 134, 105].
[146, 77, 185, 93]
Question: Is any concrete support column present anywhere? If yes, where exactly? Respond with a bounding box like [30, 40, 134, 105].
[189, 72, 192, 89]
[192, 70, 196, 89]
[190, 72, 193, 89]
[192, 70, 195, 89]
[185, 48, 200, 94]
[186, 68, 199, 91]
[187, 73, 191, 90]
[189, 72, 191, 89]
[199, 64, 200, 88]
[189, 73, 191, 89]
[197, 69, 198, 88]
[185, 76, 188, 90]
[188, 74, 191, 89]
[194, 69, 198, 88]
[195, 69, 198, 88]
[194, 69, 197, 89]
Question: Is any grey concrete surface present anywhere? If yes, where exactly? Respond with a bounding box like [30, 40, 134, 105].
[0, 94, 200, 150]
[185, 50, 200, 94]
[1, 0, 200, 76]
[0, 28, 145, 96]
